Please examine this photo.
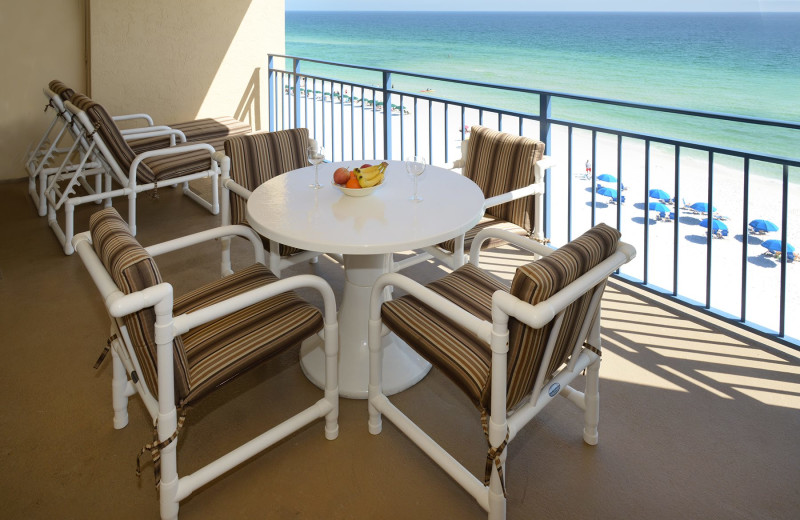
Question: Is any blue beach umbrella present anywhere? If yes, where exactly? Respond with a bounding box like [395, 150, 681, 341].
[748, 219, 779, 233]
[597, 186, 618, 198]
[700, 218, 728, 233]
[690, 202, 717, 213]
[597, 174, 617, 182]
[649, 188, 671, 200]
[648, 202, 670, 213]
[762, 240, 795, 254]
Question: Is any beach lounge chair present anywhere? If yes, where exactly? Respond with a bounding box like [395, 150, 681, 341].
[46, 93, 229, 255]
[416, 125, 555, 270]
[610, 195, 625, 205]
[72, 207, 339, 520]
[367, 224, 636, 520]
[220, 129, 324, 277]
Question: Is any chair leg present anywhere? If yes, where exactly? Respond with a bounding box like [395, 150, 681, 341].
[367, 312, 384, 435]
[110, 346, 130, 430]
[583, 356, 601, 445]
[158, 441, 180, 520]
[488, 465, 507, 520]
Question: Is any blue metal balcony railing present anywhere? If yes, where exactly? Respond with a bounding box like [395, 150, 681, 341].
[267, 54, 800, 349]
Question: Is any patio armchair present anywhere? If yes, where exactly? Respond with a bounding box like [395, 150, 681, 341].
[367, 223, 635, 519]
[72, 207, 339, 520]
[46, 93, 232, 255]
[220, 128, 325, 277]
[410, 125, 555, 271]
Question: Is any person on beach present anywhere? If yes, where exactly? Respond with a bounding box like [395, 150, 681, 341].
[585, 159, 592, 175]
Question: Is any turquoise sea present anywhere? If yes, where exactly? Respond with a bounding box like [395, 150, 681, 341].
[286, 11, 800, 173]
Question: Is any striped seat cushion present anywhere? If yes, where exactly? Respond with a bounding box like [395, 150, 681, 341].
[128, 116, 252, 154]
[89, 207, 191, 402]
[381, 263, 505, 408]
[70, 94, 214, 185]
[224, 129, 311, 257]
[48, 79, 75, 102]
[174, 263, 323, 406]
[89, 207, 324, 407]
[382, 223, 619, 414]
[463, 125, 545, 233]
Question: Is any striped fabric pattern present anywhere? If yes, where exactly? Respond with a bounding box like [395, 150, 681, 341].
[128, 116, 252, 154]
[381, 263, 506, 407]
[89, 208, 191, 401]
[70, 94, 213, 185]
[437, 126, 545, 254]
[48, 79, 75, 102]
[89, 207, 325, 407]
[174, 263, 323, 405]
[505, 223, 620, 410]
[224, 129, 310, 257]
[382, 223, 619, 414]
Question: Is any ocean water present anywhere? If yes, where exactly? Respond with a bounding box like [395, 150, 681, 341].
[286, 11, 800, 166]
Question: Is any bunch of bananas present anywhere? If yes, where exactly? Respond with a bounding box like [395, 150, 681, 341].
[354, 162, 388, 188]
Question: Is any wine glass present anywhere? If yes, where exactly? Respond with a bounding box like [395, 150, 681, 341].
[307, 144, 325, 189]
[405, 155, 427, 202]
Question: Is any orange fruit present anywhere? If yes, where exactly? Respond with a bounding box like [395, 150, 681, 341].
[345, 173, 360, 189]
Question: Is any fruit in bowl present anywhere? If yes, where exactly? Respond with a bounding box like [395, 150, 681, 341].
[332, 162, 388, 196]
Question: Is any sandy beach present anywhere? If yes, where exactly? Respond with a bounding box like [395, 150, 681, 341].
[286, 87, 799, 340]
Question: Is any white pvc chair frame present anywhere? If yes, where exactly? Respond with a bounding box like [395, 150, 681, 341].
[368, 228, 636, 519]
[393, 139, 557, 273]
[72, 224, 340, 520]
[48, 100, 221, 255]
[27, 86, 189, 218]
[217, 147, 327, 278]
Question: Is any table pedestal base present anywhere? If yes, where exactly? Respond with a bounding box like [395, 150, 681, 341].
[300, 332, 431, 399]
[300, 253, 431, 399]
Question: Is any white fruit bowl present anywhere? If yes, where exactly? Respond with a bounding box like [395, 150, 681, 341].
[332, 178, 385, 197]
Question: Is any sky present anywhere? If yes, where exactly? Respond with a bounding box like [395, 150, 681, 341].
[285, 0, 800, 11]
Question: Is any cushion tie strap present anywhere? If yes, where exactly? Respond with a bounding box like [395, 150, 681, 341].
[151, 181, 159, 199]
[94, 335, 116, 369]
[136, 410, 187, 489]
[584, 342, 602, 357]
[481, 410, 509, 498]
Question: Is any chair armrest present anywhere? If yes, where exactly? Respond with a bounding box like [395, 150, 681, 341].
[145, 224, 265, 265]
[469, 228, 555, 264]
[112, 113, 155, 127]
[174, 273, 338, 336]
[121, 126, 188, 144]
[220, 176, 253, 199]
[483, 182, 543, 210]
[128, 142, 216, 184]
[369, 272, 492, 344]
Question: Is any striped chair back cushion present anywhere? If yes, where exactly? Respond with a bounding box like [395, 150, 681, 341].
[89, 208, 191, 403]
[463, 126, 545, 233]
[70, 93, 157, 183]
[48, 79, 75, 102]
[501, 223, 620, 411]
[224, 128, 309, 226]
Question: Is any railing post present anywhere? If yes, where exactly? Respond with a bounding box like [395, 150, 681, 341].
[293, 58, 302, 131]
[539, 93, 552, 239]
[268, 55, 276, 132]
[383, 71, 393, 160]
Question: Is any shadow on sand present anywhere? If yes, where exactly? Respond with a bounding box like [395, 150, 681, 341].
[684, 234, 709, 245]
[748, 255, 777, 268]
[678, 216, 702, 225]
[735, 234, 764, 245]
[631, 216, 658, 225]
[587, 200, 609, 208]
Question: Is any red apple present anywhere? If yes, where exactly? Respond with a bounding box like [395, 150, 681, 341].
[361, 163, 372, 168]
[333, 167, 350, 185]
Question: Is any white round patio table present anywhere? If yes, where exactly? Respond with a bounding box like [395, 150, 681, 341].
[246, 160, 484, 398]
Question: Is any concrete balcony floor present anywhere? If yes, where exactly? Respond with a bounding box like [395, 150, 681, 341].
[1, 179, 797, 519]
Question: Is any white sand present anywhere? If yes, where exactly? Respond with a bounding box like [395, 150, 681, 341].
[286, 88, 799, 340]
